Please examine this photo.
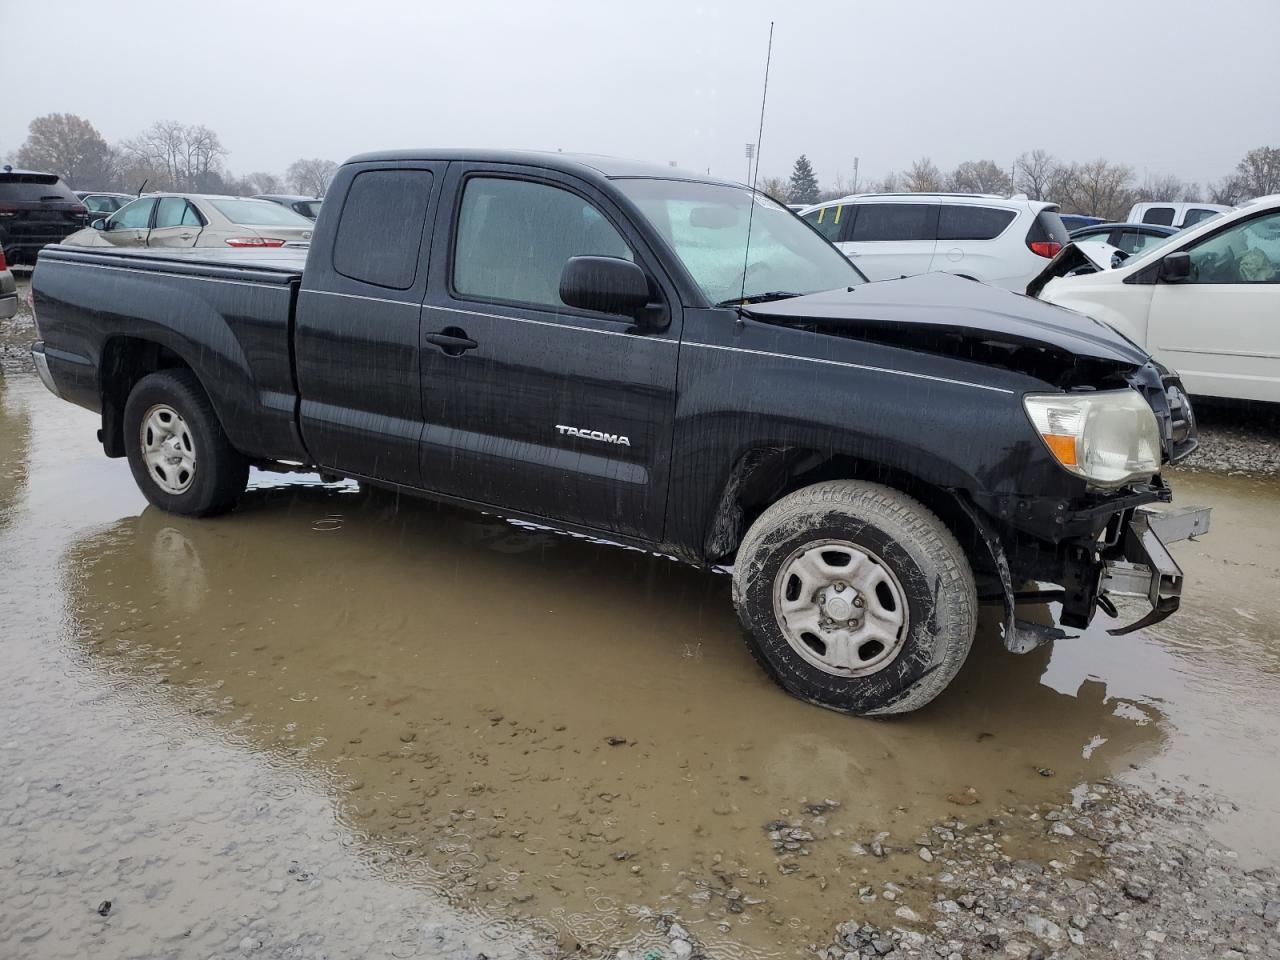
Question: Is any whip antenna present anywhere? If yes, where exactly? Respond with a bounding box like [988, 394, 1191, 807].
[739, 21, 775, 307]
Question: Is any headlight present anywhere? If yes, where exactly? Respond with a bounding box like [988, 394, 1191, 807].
[1023, 389, 1161, 488]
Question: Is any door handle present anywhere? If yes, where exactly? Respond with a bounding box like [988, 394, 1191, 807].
[425, 327, 478, 356]
[179, 233, 194, 240]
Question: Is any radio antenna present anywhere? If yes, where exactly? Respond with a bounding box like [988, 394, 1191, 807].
[738, 21, 775, 308]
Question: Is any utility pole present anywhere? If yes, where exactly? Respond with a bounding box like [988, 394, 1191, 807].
[744, 143, 755, 185]
[852, 156, 860, 193]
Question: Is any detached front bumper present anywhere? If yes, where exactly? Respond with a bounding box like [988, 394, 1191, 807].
[1100, 505, 1211, 635]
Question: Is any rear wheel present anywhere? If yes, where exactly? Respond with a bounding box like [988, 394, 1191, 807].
[123, 370, 248, 516]
[732, 480, 976, 715]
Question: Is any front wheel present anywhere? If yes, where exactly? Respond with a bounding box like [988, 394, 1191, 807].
[732, 480, 976, 715]
[123, 370, 248, 517]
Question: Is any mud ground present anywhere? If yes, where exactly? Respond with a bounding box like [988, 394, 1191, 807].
[2, 281, 1279, 958]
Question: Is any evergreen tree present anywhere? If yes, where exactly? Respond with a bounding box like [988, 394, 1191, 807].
[788, 155, 820, 205]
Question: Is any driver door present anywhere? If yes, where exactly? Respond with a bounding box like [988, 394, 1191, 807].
[1149, 209, 1280, 402]
[418, 165, 681, 541]
[100, 197, 155, 247]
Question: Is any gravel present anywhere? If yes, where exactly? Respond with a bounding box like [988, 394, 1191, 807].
[811, 780, 1280, 960]
[1179, 400, 1280, 477]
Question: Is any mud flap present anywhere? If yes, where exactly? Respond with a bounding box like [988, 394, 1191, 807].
[956, 497, 1067, 655]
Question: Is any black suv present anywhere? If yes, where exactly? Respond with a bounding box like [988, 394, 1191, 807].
[0, 166, 88, 266]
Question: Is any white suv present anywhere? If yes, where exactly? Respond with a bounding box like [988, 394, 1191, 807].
[798, 193, 1070, 290]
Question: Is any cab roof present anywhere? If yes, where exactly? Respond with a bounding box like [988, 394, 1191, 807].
[344, 149, 740, 188]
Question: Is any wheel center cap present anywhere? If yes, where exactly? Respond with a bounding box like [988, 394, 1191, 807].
[825, 594, 853, 620]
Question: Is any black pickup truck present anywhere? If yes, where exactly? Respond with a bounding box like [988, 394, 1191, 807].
[30, 149, 1208, 715]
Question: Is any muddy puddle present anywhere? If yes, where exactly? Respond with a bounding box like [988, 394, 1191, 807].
[2, 309, 1279, 957]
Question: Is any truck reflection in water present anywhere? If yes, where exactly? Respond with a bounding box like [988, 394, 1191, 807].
[62, 482, 1166, 952]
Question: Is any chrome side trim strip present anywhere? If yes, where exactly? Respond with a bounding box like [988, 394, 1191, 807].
[45, 258, 292, 289]
[682, 341, 1017, 394]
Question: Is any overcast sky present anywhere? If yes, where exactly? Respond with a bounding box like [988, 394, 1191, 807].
[4, 0, 1278, 187]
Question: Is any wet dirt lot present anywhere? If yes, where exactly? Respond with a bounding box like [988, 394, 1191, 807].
[2, 285, 1279, 959]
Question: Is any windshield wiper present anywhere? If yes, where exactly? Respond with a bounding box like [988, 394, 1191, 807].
[715, 291, 805, 307]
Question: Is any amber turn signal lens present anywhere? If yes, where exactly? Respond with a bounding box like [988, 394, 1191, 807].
[1042, 433, 1078, 466]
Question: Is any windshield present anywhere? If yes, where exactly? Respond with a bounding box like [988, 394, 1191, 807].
[615, 178, 864, 305]
[210, 198, 313, 227]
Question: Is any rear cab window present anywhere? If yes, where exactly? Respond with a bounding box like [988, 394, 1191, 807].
[937, 205, 1017, 241]
[1182, 208, 1219, 227]
[1142, 206, 1176, 226]
[332, 170, 435, 289]
[850, 203, 936, 241]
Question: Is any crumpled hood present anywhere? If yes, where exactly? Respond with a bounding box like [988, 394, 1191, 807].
[744, 271, 1149, 366]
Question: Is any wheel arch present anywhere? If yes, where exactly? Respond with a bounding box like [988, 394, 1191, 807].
[704, 444, 999, 590]
[98, 335, 209, 458]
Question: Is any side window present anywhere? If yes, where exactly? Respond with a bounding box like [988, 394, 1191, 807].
[83, 196, 109, 213]
[802, 204, 846, 242]
[453, 176, 633, 310]
[181, 202, 203, 227]
[1142, 206, 1175, 226]
[333, 169, 434, 290]
[1182, 208, 1218, 227]
[937, 205, 1017, 241]
[1186, 212, 1280, 284]
[112, 198, 156, 229]
[154, 197, 189, 229]
[850, 203, 934, 242]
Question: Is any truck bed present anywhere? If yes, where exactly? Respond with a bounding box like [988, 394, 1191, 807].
[33, 243, 310, 464]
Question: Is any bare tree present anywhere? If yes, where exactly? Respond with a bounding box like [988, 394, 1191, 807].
[15, 113, 116, 188]
[1013, 150, 1063, 201]
[866, 172, 902, 193]
[286, 158, 338, 197]
[1236, 146, 1280, 199]
[120, 121, 228, 192]
[901, 157, 944, 193]
[947, 159, 1012, 195]
[242, 171, 285, 195]
[757, 175, 790, 203]
[1059, 159, 1135, 220]
[1134, 172, 1200, 203]
[1207, 175, 1249, 206]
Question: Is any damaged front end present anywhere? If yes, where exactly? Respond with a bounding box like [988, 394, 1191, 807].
[961, 359, 1207, 652]
[965, 492, 1211, 654]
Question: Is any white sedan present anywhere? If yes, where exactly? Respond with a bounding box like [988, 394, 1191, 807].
[1033, 195, 1280, 403]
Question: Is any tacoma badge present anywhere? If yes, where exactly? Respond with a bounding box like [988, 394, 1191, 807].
[556, 425, 631, 447]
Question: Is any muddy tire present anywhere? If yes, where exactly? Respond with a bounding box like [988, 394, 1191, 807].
[732, 480, 976, 716]
[123, 370, 248, 517]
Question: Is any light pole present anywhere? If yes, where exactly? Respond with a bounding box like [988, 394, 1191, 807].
[744, 143, 755, 186]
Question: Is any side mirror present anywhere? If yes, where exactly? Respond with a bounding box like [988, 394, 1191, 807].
[559, 256, 651, 318]
[91, 218, 106, 230]
[1159, 251, 1191, 283]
